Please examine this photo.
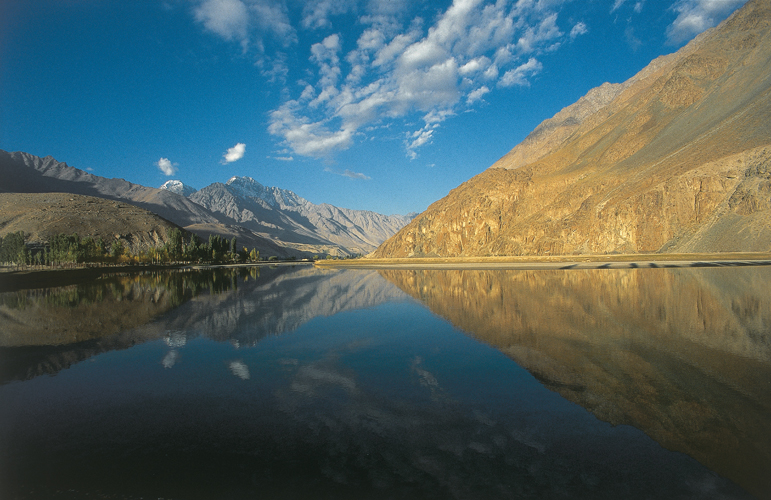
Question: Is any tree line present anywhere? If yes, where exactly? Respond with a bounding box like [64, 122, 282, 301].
[0, 228, 273, 268]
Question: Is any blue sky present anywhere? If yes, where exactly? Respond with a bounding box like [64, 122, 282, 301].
[0, 0, 747, 216]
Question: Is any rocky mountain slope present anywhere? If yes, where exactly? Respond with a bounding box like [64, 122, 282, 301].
[0, 193, 181, 253]
[181, 176, 413, 256]
[374, 0, 771, 258]
[0, 150, 410, 257]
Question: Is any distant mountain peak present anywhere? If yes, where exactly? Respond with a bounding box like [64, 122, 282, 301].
[160, 180, 197, 197]
[226, 176, 263, 188]
[223, 175, 307, 209]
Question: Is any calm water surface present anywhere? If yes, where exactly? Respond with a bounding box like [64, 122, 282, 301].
[0, 265, 769, 499]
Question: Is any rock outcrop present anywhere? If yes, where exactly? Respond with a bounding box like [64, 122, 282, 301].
[374, 0, 771, 257]
[0, 193, 181, 254]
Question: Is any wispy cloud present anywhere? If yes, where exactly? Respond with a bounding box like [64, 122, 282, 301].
[325, 167, 371, 180]
[222, 143, 246, 163]
[301, 0, 356, 30]
[194, 0, 250, 49]
[193, 0, 297, 55]
[666, 0, 746, 44]
[343, 169, 371, 180]
[156, 157, 178, 176]
[570, 22, 588, 40]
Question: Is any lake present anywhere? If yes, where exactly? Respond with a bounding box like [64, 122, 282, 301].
[1, 264, 769, 499]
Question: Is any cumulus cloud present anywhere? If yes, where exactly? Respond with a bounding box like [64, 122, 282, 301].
[222, 143, 246, 163]
[466, 85, 490, 105]
[498, 58, 543, 87]
[666, 0, 746, 44]
[157, 157, 178, 176]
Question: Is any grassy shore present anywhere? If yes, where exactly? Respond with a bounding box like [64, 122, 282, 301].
[314, 253, 771, 269]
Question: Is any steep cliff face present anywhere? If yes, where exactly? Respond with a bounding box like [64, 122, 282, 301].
[374, 0, 771, 257]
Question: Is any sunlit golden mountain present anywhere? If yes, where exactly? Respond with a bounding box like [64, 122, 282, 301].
[374, 0, 771, 257]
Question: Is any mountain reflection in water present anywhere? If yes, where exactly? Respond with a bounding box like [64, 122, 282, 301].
[0, 265, 767, 499]
[380, 267, 771, 499]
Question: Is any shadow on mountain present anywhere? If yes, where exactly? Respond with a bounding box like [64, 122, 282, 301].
[378, 266, 771, 499]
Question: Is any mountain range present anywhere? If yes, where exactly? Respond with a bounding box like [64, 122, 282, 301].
[374, 0, 771, 258]
[0, 150, 412, 257]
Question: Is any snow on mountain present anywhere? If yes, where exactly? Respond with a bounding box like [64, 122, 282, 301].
[160, 179, 197, 197]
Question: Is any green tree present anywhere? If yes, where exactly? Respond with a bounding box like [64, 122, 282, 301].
[1, 231, 27, 266]
[111, 239, 125, 259]
[167, 227, 183, 261]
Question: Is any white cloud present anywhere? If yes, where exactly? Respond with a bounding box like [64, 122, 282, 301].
[269, 101, 355, 157]
[342, 169, 371, 180]
[222, 143, 246, 163]
[251, 2, 296, 46]
[324, 167, 372, 179]
[194, 0, 249, 46]
[498, 58, 543, 87]
[302, 0, 355, 29]
[270, 155, 294, 161]
[515, 13, 562, 55]
[570, 22, 588, 40]
[156, 158, 178, 176]
[466, 85, 490, 104]
[264, 0, 584, 159]
[194, 0, 297, 53]
[407, 127, 435, 155]
[611, 0, 627, 13]
[666, 0, 746, 44]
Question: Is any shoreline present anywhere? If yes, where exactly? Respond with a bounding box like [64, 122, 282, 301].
[314, 253, 771, 270]
[0, 261, 313, 293]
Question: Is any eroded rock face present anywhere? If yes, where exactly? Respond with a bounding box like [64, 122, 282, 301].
[375, 0, 771, 258]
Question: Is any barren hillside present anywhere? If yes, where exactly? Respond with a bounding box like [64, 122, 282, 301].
[375, 0, 771, 258]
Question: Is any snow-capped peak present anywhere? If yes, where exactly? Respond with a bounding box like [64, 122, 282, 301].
[160, 179, 197, 197]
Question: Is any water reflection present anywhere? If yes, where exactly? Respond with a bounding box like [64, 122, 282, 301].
[0, 265, 405, 383]
[379, 267, 771, 499]
[0, 265, 767, 499]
